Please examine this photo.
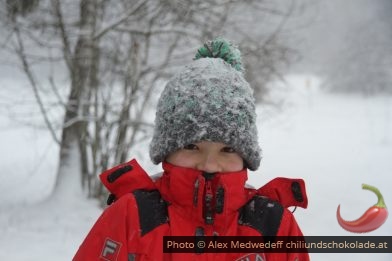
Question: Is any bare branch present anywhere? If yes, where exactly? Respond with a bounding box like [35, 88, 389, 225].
[48, 76, 66, 107]
[114, 27, 201, 39]
[13, 24, 61, 145]
[52, 0, 73, 71]
[93, 0, 147, 40]
[261, 0, 296, 48]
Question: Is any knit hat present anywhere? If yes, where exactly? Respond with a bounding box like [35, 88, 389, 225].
[149, 38, 261, 170]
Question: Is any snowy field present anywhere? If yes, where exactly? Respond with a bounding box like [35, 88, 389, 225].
[0, 75, 391, 260]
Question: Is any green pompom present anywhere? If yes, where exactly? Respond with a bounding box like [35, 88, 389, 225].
[194, 37, 243, 72]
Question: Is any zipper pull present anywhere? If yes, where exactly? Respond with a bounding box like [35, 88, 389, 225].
[215, 186, 225, 214]
[203, 173, 215, 225]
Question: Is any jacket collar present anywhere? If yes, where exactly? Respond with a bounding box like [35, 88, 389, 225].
[100, 159, 308, 215]
[155, 162, 252, 225]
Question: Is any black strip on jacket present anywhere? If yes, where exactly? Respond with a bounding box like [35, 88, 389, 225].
[133, 190, 169, 236]
[238, 195, 284, 236]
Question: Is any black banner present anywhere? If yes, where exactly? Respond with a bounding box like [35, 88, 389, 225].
[163, 236, 391, 253]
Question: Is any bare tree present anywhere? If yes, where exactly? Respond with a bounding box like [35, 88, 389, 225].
[0, 0, 299, 202]
[223, 0, 301, 103]
[310, 0, 392, 95]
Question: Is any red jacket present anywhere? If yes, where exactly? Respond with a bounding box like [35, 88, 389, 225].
[74, 159, 309, 261]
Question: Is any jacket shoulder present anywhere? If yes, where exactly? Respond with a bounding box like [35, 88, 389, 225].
[132, 190, 169, 236]
[257, 177, 308, 209]
[238, 195, 284, 236]
[242, 177, 308, 237]
[99, 159, 156, 204]
[104, 189, 169, 236]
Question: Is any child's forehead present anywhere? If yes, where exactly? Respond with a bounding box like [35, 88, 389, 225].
[191, 141, 230, 147]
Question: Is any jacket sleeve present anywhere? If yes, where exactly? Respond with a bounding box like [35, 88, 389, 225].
[73, 194, 139, 261]
[273, 209, 310, 261]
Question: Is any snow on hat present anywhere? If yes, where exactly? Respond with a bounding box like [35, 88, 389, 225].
[149, 37, 261, 170]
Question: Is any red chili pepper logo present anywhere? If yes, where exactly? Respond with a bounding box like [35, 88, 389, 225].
[337, 184, 388, 233]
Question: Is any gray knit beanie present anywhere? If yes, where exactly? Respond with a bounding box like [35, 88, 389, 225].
[149, 38, 261, 170]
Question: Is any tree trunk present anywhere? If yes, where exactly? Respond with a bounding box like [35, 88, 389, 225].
[53, 0, 97, 201]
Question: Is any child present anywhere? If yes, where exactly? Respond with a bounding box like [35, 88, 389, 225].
[73, 38, 309, 261]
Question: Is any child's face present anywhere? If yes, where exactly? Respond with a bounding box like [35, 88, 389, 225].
[166, 141, 244, 173]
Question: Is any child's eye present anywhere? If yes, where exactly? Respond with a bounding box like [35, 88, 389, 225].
[183, 144, 198, 150]
[222, 147, 236, 153]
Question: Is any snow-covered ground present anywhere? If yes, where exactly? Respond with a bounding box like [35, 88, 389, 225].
[0, 75, 391, 260]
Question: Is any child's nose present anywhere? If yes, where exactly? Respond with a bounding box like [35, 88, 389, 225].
[197, 153, 222, 173]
